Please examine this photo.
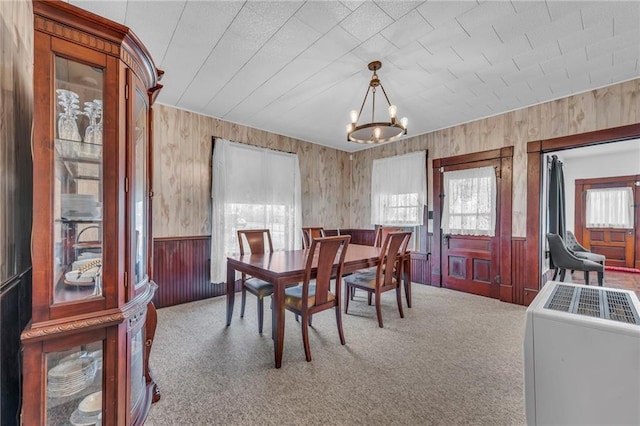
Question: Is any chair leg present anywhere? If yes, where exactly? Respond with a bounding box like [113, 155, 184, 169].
[597, 271, 603, 286]
[240, 288, 247, 318]
[584, 271, 590, 286]
[257, 297, 264, 334]
[344, 285, 350, 314]
[404, 279, 411, 308]
[351, 288, 355, 300]
[396, 286, 404, 319]
[308, 315, 313, 327]
[335, 306, 345, 345]
[559, 269, 567, 282]
[552, 268, 559, 280]
[301, 313, 312, 362]
[368, 292, 372, 306]
[375, 292, 383, 328]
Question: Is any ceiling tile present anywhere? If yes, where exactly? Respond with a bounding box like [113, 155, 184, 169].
[513, 41, 562, 71]
[70, 1, 127, 23]
[415, 1, 477, 28]
[295, 1, 351, 34]
[352, 34, 398, 63]
[456, 1, 516, 37]
[526, 8, 583, 49]
[155, 1, 242, 105]
[613, 2, 640, 35]
[204, 17, 322, 117]
[587, 30, 640, 61]
[492, 2, 550, 42]
[123, 1, 186, 61]
[374, 1, 423, 20]
[482, 35, 531, 65]
[381, 10, 433, 48]
[339, 1, 394, 42]
[557, 19, 612, 54]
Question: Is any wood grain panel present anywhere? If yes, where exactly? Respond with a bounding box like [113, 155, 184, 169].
[153, 104, 350, 238]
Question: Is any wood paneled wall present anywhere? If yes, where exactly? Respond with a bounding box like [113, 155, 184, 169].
[152, 104, 351, 238]
[0, 1, 33, 424]
[350, 78, 640, 237]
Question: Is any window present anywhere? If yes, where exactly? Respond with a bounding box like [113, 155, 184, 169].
[371, 151, 426, 227]
[210, 139, 302, 283]
[442, 166, 496, 236]
[586, 187, 634, 229]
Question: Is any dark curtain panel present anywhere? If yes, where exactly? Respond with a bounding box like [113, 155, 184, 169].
[547, 155, 566, 240]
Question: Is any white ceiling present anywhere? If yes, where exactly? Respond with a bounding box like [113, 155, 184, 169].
[69, 0, 640, 153]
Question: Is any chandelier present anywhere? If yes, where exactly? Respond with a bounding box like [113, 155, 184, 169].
[347, 60, 408, 144]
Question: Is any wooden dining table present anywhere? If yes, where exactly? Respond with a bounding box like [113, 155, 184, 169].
[225, 243, 412, 368]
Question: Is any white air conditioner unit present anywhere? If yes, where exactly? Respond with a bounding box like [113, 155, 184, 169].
[524, 281, 640, 425]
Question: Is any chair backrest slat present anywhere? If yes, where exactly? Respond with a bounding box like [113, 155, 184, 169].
[304, 235, 350, 307]
[237, 229, 274, 255]
[378, 231, 412, 288]
[302, 227, 326, 249]
[374, 226, 403, 248]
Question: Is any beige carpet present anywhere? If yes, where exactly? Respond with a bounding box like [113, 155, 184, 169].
[146, 284, 527, 425]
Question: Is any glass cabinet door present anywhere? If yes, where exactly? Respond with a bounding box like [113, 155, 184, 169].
[131, 86, 149, 294]
[46, 340, 104, 425]
[53, 55, 104, 305]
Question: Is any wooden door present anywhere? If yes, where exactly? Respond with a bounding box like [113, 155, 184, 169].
[440, 160, 502, 299]
[575, 175, 639, 268]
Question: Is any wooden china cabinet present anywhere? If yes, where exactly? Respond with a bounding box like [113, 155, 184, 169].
[21, 1, 163, 424]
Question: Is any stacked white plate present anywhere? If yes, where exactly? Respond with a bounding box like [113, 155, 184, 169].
[48, 355, 97, 398]
[69, 391, 102, 426]
[61, 194, 99, 220]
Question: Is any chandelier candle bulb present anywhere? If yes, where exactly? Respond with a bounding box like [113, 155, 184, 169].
[350, 110, 359, 123]
[401, 117, 408, 129]
[388, 104, 397, 119]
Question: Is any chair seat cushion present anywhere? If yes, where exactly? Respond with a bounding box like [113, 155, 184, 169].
[244, 277, 274, 297]
[344, 273, 397, 290]
[573, 251, 606, 264]
[284, 284, 335, 311]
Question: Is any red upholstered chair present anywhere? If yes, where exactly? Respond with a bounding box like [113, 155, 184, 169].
[237, 229, 274, 334]
[344, 231, 411, 328]
[284, 235, 351, 361]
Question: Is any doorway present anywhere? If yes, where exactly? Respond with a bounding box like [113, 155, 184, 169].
[575, 175, 639, 269]
[432, 147, 513, 301]
[525, 124, 640, 305]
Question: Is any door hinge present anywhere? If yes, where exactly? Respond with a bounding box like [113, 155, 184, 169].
[125, 177, 129, 193]
[495, 275, 501, 284]
[124, 272, 128, 288]
[149, 190, 154, 197]
[125, 84, 129, 100]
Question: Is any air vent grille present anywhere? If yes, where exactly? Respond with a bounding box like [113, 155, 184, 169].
[545, 284, 640, 325]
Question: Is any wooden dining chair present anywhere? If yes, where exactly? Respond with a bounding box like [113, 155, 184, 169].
[352, 226, 406, 306]
[302, 227, 325, 249]
[344, 231, 411, 328]
[237, 229, 274, 334]
[283, 235, 351, 361]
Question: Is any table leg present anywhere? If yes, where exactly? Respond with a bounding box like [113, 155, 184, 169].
[274, 280, 285, 368]
[226, 263, 235, 326]
[404, 254, 412, 308]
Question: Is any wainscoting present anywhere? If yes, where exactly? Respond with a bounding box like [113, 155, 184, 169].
[152, 236, 218, 309]
[1, 269, 32, 425]
[511, 238, 527, 305]
[152, 231, 434, 309]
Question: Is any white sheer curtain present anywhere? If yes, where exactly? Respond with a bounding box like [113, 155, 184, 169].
[586, 187, 634, 228]
[442, 166, 496, 236]
[371, 151, 426, 226]
[210, 138, 302, 284]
